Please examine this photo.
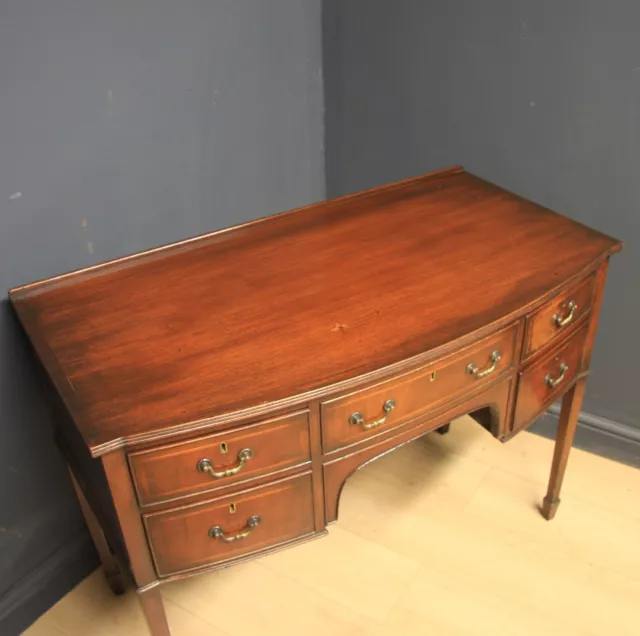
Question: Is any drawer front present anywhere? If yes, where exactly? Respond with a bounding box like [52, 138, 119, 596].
[524, 273, 595, 358]
[514, 323, 589, 430]
[320, 323, 518, 453]
[129, 411, 311, 506]
[145, 473, 315, 577]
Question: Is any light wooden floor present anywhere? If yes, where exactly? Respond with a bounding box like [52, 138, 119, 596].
[25, 417, 640, 636]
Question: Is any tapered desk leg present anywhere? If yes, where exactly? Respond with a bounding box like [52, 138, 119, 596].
[542, 259, 611, 520]
[102, 450, 172, 636]
[139, 588, 171, 636]
[67, 465, 125, 595]
[542, 379, 587, 520]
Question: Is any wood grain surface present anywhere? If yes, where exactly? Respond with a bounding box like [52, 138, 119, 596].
[9, 167, 622, 455]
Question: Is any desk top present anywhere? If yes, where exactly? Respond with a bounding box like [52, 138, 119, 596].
[10, 166, 621, 455]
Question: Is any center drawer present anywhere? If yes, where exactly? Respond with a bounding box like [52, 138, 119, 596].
[144, 472, 315, 577]
[320, 323, 518, 453]
[129, 410, 311, 506]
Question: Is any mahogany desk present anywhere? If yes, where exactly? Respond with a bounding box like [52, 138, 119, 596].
[10, 167, 622, 635]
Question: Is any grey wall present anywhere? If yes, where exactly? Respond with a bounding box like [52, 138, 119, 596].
[324, 0, 640, 435]
[0, 1, 324, 632]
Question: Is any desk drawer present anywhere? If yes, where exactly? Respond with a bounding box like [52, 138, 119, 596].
[514, 323, 588, 430]
[144, 473, 315, 577]
[524, 273, 595, 358]
[320, 324, 518, 453]
[129, 411, 311, 506]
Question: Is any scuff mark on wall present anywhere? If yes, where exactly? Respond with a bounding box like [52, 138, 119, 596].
[81, 219, 95, 255]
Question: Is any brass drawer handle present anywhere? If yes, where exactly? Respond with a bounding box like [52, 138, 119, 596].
[197, 448, 253, 479]
[545, 362, 568, 388]
[209, 515, 261, 543]
[349, 399, 397, 430]
[553, 301, 577, 328]
[466, 350, 501, 379]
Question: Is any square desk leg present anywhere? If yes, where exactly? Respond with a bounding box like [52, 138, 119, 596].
[542, 257, 610, 521]
[102, 450, 171, 636]
[67, 465, 126, 595]
[541, 379, 586, 520]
